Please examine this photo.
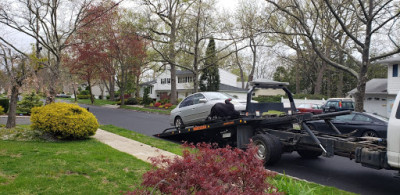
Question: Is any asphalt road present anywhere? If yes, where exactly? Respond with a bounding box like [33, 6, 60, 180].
[84, 104, 170, 136]
[85, 105, 400, 195]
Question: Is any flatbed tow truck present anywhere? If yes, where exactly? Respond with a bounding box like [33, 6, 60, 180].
[155, 79, 400, 173]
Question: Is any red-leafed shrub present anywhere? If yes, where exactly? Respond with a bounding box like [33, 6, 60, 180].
[154, 102, 162, 107]
[164, 103, 173, 108]
[127, 143, 280, 195]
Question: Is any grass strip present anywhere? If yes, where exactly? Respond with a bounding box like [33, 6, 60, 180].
[59, 98, 117, 106]
[60, 98, 172, 115]
[0, 139, 151, 194]
[120, 105, 171, 115]
[100, 125, 183, 155]
[269, 174, 355, 195]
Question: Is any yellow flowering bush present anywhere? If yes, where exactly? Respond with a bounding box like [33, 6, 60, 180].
[0, 105, 4, 115]
[30, 103, 99, 140]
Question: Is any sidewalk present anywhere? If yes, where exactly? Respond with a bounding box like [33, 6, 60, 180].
[93, 129, 179, 164]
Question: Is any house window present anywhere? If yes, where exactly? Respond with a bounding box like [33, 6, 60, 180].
[178, 76, 193, 83]
[393, 64, 398, 77]
[161, 78, 170, 84]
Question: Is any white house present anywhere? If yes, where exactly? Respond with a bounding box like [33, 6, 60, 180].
[348, 56, 400, 117]
[139, 68, 248, 101]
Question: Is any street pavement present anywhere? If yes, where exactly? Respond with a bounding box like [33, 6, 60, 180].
[0, 116, 31, 125]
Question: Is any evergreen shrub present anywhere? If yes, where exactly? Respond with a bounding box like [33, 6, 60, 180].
[30, 102, 99, 139]
[17, 92, 43, 115]
[0, 99, 9, 113]
[253, 95, 284, 103]
[77, 95, 90, 99]
[125, 97, 138, 105]
[80, 90, 90, 95]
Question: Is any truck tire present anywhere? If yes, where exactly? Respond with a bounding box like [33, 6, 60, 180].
[297, 149, 323, 159]
[252, 134, 282, 166]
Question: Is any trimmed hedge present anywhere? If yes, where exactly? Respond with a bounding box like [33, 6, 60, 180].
[0, 98, 9, 113]
[77, 95, 91, 99]
[30, 103, 99, 140]
[125, 97, 138, 105]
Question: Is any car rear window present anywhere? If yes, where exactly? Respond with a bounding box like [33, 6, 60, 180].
[342, 102, 354, 109]
[298, 104, 311, 108]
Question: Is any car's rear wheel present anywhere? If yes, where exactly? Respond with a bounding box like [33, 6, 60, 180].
[174, 116, 185, 129]
[362, 130, 378, 137]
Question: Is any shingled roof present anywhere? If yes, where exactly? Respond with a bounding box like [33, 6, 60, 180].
[348, 78, 387, 95]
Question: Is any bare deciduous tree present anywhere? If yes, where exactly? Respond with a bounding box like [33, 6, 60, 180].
[266, 0, 400, 111]
[0, 42, 32, 128]
[0, 0, 96, 104]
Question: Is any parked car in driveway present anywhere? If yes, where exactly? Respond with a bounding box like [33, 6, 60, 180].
[170, 92, 248, 128]
[322, 98, 354, 113]
[296, 103, 323, 114]
[56, 94, 71, 98]
[306, 112, 388, 138]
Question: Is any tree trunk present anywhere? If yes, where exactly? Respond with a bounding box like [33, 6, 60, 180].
[295, 50, 301, 94]
[193, 72, 199, 93]
[119, 68, 126, 107]
[46, 61, 60, 104]
[246, 38, 257, 89]
[6, 85, 18, 128]
[135, 74, 140, 98]
[336, 49, 345, 97]
[109, 76, 115, 101]
[88, 79, 94, 104]
[337, 71, 343, 97]
[169, 27, 177, 104]
[314, 64, 326, 95]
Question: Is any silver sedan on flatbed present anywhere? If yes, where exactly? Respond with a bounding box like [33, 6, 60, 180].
[170, 92, 247, 128]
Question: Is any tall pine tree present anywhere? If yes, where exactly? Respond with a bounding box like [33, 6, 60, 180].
[200, 37, 220, 91]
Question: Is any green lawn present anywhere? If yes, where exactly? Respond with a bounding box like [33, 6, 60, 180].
[120, 105, 171, 114]
[0, 125, 151, 194]
[60, 98, 173, 114]
[0, 139, 151, 194]
[59, 98, 117, 106]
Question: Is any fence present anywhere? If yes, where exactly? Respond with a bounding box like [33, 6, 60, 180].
[281, 97, 326, 108]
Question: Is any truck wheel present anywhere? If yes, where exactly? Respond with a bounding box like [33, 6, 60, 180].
[252, 134, 282, 166]
[297, 149, 322, 159]
[174, 117, 185, 129]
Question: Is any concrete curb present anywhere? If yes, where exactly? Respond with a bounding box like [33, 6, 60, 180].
[0, 115, 30, 118]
